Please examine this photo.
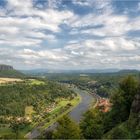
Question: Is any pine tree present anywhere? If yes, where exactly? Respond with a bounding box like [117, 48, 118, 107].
[53, 115, 82, 139]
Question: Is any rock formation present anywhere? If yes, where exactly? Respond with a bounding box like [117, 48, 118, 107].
[131, 93, 140, 114]
[0, 64, 14, 71]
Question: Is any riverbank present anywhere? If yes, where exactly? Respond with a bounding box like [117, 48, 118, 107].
[25, 94, 81, 139]
[26, 87, 98, 139]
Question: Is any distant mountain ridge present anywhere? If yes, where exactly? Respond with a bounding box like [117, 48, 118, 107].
[21, 68, 119, 74]
[21, 68, 140, 75]
[118, 69, 140, 74]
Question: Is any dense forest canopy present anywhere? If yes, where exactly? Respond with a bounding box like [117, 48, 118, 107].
[0, 81, 75, 117]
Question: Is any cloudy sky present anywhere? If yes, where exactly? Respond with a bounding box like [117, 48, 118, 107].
[0, 0, 140, 70]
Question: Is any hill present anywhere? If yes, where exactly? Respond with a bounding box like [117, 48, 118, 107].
[118, 69, 140, 74]
[0, 64, 25, 78]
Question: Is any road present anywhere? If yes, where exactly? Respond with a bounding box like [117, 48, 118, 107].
[26, 87, 96, 139]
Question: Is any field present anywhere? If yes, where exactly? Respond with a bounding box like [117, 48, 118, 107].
[0, 78, 23, 84]
[28, 79, 45, 85]
[0, 78, 45, 85]
[25, 106, 35, 117]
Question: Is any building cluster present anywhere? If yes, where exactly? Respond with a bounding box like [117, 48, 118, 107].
[96, 98, 111, 112]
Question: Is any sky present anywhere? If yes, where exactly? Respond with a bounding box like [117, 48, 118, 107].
[0, 0, 140, 70]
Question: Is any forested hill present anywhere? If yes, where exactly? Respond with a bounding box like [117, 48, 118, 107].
[0, 64, 25, 78]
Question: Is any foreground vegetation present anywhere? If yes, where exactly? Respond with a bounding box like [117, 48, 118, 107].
[43, 75, 140, 139]
[0, 69, 25, 78]
[0, 78, 79, 139]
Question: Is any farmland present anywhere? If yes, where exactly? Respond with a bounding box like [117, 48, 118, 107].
[0, 78, 23, 84]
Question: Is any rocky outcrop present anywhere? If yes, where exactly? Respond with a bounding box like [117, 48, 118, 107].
[129, 92, 140, 128]
[131, 93, 140, 114]
[0, 64, 13, 71]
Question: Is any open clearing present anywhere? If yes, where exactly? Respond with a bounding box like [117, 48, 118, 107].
[0, 78, 23, 84]
[0, 78, 45, 85]
[25, 106, 35, 117]
[28, 79, 45, 85]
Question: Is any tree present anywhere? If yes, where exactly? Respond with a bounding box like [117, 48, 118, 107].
[43, 130, 53, 139]
[80, 108, 104, 139]
[53, 115, 82, 139]
[104, 76, 139, 132]
[10, 117, 29, 139]
[119, 75, 138, 111]
[10, 119, 22, 139]
[113, 76, 138, 118]
[104, 126, 130, 139]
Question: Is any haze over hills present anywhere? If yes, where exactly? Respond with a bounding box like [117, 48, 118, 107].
[0, 64, 139, 76]
[21, 68, 140, 75]
[21, 68, 118, 74]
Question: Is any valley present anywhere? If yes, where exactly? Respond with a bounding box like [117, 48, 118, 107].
[0, 66, 140, 139]
[0, 0, 140, 139]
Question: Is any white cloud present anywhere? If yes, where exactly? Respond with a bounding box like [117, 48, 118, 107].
[6, 0, 73, 32]
[0, 0, 74, 47]
[0, 0, 139, 69]
[0, 36, 140, 69]
[72, 0, 111, 9]
[7, 0, 32, 12]
[68, 5, 140, 40]
[69, 12, 131, 37]
[61, 37, 140, 69]
[19, 48, 69, 61]
[65, 37, 139, 52]
[72, 0, 91, 6]
[0, 37, 42, 47]
[47, 0, 62, 9]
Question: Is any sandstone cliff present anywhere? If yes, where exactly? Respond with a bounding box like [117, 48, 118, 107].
[0, 64, 13, 71]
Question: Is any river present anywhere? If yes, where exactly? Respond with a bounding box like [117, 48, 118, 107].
[69, 88, 94, 122]
[27, 88, 95, 139]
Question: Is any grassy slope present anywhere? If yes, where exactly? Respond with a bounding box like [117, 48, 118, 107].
[0, 70, 25, 78]
[41, 95, 81, 130]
